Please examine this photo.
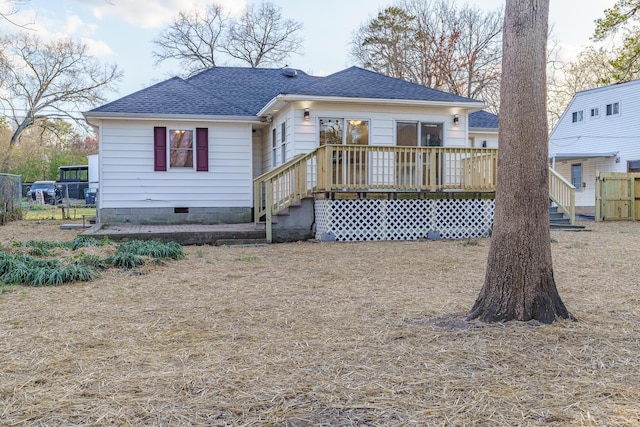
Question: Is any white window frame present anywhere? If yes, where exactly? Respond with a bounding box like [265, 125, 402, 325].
[571, 163, 583, 190]
[394, 121, 444, 147]
[168, 128, 195, 169]
[590, 107, 599, 118]
[318, 117, 371, 146]
[606, 102, 620, 116]
[280, 121, 287, 164]
[571, 110, 583, 123]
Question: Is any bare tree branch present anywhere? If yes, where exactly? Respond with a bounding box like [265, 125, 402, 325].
[0, 0, 35, 30]
[153, 1, 303, 73]
[223, 1, 303, 68]
[152, 4, 229, 77]
[350, 0, 502, 111]
[0, 32, 122, 152]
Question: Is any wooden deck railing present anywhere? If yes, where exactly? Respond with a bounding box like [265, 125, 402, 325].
[254, 146, 499, 241]
[549, 167, 576, 225]
[255, 145, 577, 241]
[253, 151, 320, 241]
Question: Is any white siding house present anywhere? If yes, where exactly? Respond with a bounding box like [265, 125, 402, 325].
[549, 79, 640, 214]
[84, 66, 498, 227]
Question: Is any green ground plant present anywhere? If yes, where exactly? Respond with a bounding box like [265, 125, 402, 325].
[118, 240, 185, 259]
[1, 238, 185, 287]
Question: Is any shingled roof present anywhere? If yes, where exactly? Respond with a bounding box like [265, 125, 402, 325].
[469, 110, 499, 130]
[87, 66, 484, 118]
[292, 67, 477, 103]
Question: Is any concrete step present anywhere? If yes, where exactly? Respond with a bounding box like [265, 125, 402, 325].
[550, 223, 588, 231]
[215, 238, 268, 246]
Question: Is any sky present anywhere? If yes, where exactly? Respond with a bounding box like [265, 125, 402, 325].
[2, 0, 619, 106]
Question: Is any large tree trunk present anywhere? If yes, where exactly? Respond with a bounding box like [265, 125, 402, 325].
[467, 0, 574, 324]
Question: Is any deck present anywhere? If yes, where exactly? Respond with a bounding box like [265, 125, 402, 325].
[254, 145, 575, 242]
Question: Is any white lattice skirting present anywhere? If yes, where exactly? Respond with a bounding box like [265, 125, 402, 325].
[315, 198, 495, 241]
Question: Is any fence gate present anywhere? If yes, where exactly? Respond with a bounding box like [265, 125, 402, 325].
[595, 172, 640, 221]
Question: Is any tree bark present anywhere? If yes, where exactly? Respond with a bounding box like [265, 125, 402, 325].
[467, 0, 574, 324]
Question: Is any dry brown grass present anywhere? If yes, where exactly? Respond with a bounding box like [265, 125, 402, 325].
[1, 219, 640, 426]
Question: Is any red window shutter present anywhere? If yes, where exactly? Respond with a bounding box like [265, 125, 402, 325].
[154, 127, 167, 171]
[196, 127, 209, 172]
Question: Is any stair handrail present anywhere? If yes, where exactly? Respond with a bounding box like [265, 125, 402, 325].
[254, 150, 321, 242]
[549, 167, 576, 225]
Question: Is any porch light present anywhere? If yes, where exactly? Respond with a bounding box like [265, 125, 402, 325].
[304, 108, 310, 121]
[453, 114, 460, 125]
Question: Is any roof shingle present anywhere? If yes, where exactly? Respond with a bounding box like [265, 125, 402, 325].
[88, 66, 484, 117]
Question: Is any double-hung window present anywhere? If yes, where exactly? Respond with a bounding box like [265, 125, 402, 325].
[606, 102, 620, 116]
[153, 127, 208, 171]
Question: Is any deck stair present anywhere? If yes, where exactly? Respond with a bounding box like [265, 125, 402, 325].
[549, 205, 586, 231]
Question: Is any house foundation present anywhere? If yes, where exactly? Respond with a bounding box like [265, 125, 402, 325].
[99, 207, 252, 225]
[314, 196, 495, 241]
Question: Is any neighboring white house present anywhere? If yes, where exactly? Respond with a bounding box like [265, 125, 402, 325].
[549, 79, 640, 214]
[83, 66, 498, 232]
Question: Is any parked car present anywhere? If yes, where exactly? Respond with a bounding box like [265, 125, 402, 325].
[26, 181, 63, 204]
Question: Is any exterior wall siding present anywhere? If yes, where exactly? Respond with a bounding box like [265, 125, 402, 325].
[549, 80, 640, 212]
[99, 119, 253, 224]
[551, 80, 640, 164]
[469, 131, 499, 148]
[254, 102, 488, 180]
[554, 157, 617, 210]
[285, 101, 469, 155]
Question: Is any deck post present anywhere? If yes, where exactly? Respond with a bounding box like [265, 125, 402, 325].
[429, 151, 437, 191]
[595, 172, 602, 222]
[325, 146, 332, 191]
[569, 186, 575, 225]
[630, 176, 636, 221]
[253, 180, 260, 223]
[265, 180, 273, 243]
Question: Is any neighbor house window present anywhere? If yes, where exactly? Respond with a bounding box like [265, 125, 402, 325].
[590, 107, 599, 118]
[628, 160, 640, 173]
[153, 127, 208, 172]
[571, 163, 582, 189]
[606, 102, 620, 116]
[572, 111, 583, 123]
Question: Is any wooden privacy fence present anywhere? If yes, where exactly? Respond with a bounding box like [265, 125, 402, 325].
[595, 172, 640, 221]
[0, 173, 22, 225]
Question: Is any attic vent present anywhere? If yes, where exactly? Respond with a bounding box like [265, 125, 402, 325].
[282, 68, 297, 78]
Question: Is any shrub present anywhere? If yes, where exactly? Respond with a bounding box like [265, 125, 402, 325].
[104, 252, 145, 269]
[118, 240, 185, 259]
[0, 252, 97, 286]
